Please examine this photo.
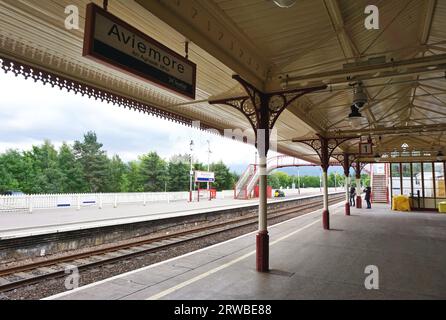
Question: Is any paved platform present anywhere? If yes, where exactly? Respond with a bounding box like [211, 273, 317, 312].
[47, 203, 446, 300]
[0, 190, 337, 240]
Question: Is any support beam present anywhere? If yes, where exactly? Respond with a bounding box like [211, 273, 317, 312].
[320, 137, 330, 229]
[135, 0, 268, 89]
[210, 76, 326, 272]
[331, 153, 358, 215]
[322, 169, 330, 229]
[256, 154, 268, 272]
[281, 53, 446, 88]
[343, 153, 351, 216]
[323, 0, 377, 127]
[330, 123, 446, 137]
[355, 160, 362, 209]
[420, 0, 437, 45]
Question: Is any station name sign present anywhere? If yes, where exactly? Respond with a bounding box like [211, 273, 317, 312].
[195, 171, 215, 183]
[83, 3, 196, 99]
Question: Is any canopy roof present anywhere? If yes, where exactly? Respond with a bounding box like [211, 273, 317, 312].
[1, 0, 445, 164]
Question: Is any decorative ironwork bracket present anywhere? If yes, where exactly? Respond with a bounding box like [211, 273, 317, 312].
[331, 153, 360, 175]
[209, 75, 326, 133]
[293, 135, 358, 171]
[352, 159, 367, 178]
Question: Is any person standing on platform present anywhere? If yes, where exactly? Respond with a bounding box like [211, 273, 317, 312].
[364, 186, 372, 209]
[349, 186, 356, 206]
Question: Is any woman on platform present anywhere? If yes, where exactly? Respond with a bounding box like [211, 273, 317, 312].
[364, 186, 372, 209]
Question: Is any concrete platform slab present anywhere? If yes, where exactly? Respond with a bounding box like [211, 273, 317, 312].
[0, 190, 337, 239]
[46, 203, 446, 300]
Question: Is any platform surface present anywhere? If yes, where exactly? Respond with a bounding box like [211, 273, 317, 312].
[0, 189, 338, 239]
[47, 203, 446, 300]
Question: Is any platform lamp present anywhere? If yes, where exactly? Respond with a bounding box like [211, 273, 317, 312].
[348, 105, 363, 129]
[273, 0, 297, 8]
[189, 140, 194, 202]
[348, 82, 367, 129]
[436, 150, 445, 161]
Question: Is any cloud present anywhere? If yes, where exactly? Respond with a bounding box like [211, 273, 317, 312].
[0, 73, 260, 171]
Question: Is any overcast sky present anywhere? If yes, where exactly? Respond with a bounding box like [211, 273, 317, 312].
[0, 72, 266, 172]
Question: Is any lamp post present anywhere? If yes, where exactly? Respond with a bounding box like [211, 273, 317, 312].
[319, 167, 322, 192]
[207, 140, 212, 190]
[189, 140, 194, 202]
[297, 167, 301, 194]
[334, 172, 337, 191]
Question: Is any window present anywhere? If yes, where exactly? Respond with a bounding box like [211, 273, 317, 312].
[435, 162, 445, 198]
[391, 163, 401, 195]
[401, 163, 411, 195]
[423, 163, 434, 197]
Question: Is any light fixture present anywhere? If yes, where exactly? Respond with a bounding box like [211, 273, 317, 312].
[352, 82, 368, 108]
[436, 150, 445, 161]
[273, 0, 297, 8]
[348, 105, 363, 129]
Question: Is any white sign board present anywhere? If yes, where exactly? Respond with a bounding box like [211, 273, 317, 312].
[194, 171, 215, 183]
[359, 142, 373, 155]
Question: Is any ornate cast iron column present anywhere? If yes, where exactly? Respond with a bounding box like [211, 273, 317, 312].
[353, 160, 367, 209]
[331, 153, 358, 216]
[292, 136, 357, 229]
[210, 75, 326, 272]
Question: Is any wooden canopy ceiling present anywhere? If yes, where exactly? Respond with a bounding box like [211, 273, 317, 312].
[1, 0, 445, 163]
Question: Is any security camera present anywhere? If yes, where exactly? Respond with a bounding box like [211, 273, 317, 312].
[353, 84, 367, 108]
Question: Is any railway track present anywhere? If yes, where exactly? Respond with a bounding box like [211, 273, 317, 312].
[0, 195, 344, 293]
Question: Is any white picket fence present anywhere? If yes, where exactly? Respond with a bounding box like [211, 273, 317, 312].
[0, 188, 338, 213]
[0, 190, 236, 213]
[0, 192, 186, 213]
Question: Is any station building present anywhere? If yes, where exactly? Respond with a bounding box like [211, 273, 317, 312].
[1, 0, 446, 299]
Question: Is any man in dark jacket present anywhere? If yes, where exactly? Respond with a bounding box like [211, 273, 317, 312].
[364, 186, 372, 209]
[349, 186, 356, 206]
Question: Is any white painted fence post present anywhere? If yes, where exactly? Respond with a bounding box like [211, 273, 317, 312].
[99, 194, 102, 209]
[77, 194, 81, 211]
[167, 192, 170, 204]
[143, 193, 146, 206]
[114, 194, 118, 208]
[28, 195, 33, 213]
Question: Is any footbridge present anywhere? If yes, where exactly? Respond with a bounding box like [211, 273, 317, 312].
[234, 156, 340, 199]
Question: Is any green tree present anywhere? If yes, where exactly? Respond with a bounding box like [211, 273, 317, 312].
[361, 173, 370, 188]
[210, 161, 235, 191]
[275, 171, 291, 188]
[107, 155, 127, 192]
[73, 131, 109, 192]
[301, 175, 321, 188]
[0, 150, 24, 193]
[139, 152, 168, 192]
[58, 142, 87, 193]
[167, 155, 190, 191]
[327, 172, 345, 188]
[125, 161, 143, 192]
[267, 173, 280, 189]
[27, 141, 64, 193]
